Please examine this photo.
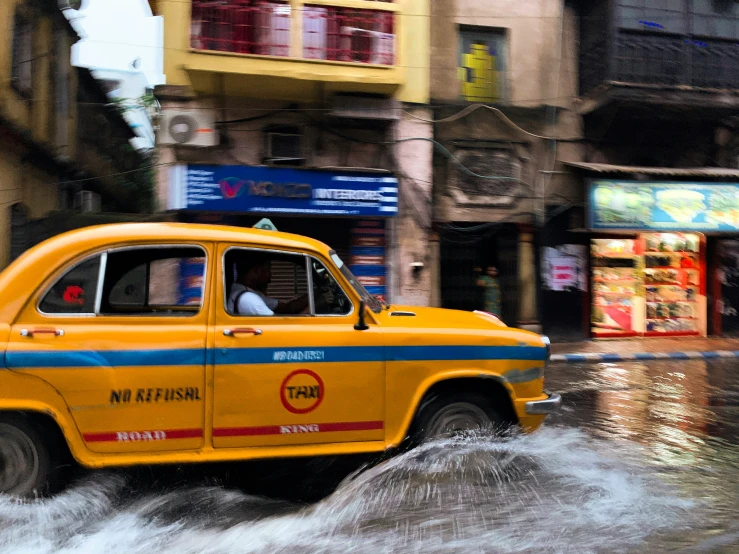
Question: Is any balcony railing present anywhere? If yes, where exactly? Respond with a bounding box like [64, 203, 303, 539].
[190, 0, 395, 65]
[190, 1, 291, 56]
[303, 5, 393, 65]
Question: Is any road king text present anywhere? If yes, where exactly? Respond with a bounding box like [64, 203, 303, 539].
[116, 430, 167, 442]
[109, 387, 202, 404]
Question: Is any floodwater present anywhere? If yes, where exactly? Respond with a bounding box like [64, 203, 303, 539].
[2, 358, 738, 554]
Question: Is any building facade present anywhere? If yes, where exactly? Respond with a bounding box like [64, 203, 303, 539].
[0, 0, 149, 268]
[568, 0, 739, 339]
[150, 0, 433, 305]
[429, 0, 583, 333]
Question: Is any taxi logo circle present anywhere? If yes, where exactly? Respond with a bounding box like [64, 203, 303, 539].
[280, 369, 324, 414]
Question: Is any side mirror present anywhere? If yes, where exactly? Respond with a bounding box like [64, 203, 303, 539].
[354, 300, 369, 331]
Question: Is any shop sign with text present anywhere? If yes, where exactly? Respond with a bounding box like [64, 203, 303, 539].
[169, 164, 399, 217]
[589, 180, 739, 231]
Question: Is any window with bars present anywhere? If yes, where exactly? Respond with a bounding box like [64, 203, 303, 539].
[616, 0, 688, 34]
[191, 0, 291, 56]
[303, 5, 394, 64]
[11, 9, 33, 97]
[189, 1, 395, 65]
[692, 0, 739, 40]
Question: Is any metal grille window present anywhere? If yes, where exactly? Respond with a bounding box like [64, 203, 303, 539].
[617, 0, 688, 34]
[191, 0, 290, 56]
[11, 10, 33, 97]
[303, 6, 394, 64]
[615, 33, 685, 85]
[692, 0, 739, 40]
[458, 27, 507, 102]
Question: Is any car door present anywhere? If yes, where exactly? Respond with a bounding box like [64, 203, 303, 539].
[211, 244, 385, 448]
[5, 243, 212, 454]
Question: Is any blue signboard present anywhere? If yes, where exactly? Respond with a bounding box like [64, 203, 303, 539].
[589, 180, 739, 231]
[171, 164, 398, 217]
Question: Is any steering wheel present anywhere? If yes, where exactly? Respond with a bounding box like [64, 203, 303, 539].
[312, 267, 346, 314]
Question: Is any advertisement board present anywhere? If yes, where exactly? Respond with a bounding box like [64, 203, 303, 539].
[170, 164, 399, 217]
[350, 220, 387, 300]
[589, 180, 739, 231]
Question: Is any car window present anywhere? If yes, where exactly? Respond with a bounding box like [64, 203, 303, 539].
[224, 248, 309, 317]
[310, 258, 352, 316]
[100, 247, 206, 316]
[39, 255, 101, 315]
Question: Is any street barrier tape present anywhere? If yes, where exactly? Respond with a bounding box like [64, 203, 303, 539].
[550, 350, 739, 363]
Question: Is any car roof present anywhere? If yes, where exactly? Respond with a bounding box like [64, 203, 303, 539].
[0, 223, 335, 322]
[41, 222, 332, 253]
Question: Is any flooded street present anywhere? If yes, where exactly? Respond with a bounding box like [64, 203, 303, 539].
[2, 359, 738, 554]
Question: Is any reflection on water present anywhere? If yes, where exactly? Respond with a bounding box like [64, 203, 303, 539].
[548, 358, 739, 552]
[0, 358, 737, 553]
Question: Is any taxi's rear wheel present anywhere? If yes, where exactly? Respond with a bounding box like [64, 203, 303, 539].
[411, 392, 505, 444]
[0, 416, 52, 498]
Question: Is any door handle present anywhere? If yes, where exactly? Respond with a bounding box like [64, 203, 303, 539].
[21, 328, 65, 338]
[223, 328, 262, 337]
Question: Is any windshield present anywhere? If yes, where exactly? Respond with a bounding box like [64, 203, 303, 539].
[329, 250, 383, 313]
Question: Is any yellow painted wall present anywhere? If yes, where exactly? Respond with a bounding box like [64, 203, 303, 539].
[0, 1, 80, 269]
[156, 0, 429, 104]
[0, 0, 78, 156]
[0, 149, 62, 268]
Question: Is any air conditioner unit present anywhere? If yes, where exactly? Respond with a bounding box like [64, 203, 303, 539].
[158, 110, 218, 147]
[265, 130, 305, 165]
[74, 191, 101, 213]
[340, 27, 395, 65]
[328, 95, 400, 122]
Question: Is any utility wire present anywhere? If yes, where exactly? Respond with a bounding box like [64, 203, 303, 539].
[402, 105, 581, 140]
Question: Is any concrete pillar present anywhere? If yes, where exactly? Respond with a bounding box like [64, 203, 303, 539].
[429, 231, 441, 307]
[517, 225, 541, 332]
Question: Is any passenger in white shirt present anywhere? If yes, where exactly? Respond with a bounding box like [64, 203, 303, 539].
[228, 254, 332, 316]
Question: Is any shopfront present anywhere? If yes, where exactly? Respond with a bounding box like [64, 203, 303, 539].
[168, 164, 398, 301]
[588, 179, 739, 338]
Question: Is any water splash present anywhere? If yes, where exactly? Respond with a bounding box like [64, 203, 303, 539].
[0, 427, 695, 554]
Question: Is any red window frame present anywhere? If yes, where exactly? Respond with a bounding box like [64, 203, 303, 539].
[303, 5, 395, 65]
[191, 0, 290, 57]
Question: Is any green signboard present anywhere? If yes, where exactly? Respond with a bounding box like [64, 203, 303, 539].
[589, 180, 739, 231]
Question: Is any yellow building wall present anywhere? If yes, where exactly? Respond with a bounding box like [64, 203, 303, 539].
[155, 0, 429, 104]
[0, 149, 62, 268]
[0, 0, 80, 268]
[0, 0, 78, 156]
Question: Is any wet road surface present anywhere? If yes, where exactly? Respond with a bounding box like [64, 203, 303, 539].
[1, 358, 738, 553]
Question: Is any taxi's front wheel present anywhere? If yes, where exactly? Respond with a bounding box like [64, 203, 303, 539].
[411, 392, 506, 444]
[0, 416, 52, 498]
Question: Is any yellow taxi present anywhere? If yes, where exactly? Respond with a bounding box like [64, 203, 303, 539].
[0, 223, 559, 497]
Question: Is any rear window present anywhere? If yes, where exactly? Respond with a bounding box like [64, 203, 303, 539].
[38, 246, 207, 317]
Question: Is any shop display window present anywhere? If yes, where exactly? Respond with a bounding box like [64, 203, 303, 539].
[591, 239, 641, 337]
[591, 233, 705, 338]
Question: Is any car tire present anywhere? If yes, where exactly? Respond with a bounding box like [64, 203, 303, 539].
[410, 392, 507, 445]
[0, 416, 53, 498]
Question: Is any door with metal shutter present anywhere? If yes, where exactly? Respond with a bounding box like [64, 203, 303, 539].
[265, 259, 308, 301]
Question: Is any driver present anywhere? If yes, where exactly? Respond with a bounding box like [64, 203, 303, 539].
[228, 254, 332, 316]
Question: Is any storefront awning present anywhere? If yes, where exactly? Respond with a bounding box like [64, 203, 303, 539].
[564, 161, 739, 178]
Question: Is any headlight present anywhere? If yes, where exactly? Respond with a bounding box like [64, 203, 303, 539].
[541, 335, 551, 366]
